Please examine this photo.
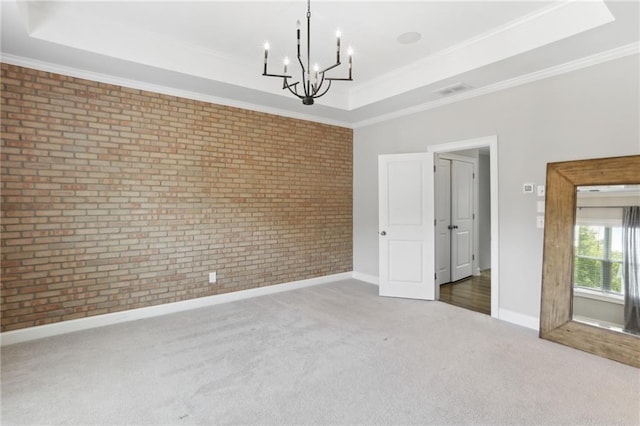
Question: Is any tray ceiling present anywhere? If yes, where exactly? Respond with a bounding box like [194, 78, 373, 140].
[2, 1, 638, 126]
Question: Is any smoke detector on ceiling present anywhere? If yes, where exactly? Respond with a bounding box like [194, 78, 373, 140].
[397, 32, 422, 45]
[433, 82, 472, 96]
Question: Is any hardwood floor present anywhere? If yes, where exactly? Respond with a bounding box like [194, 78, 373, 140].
[439, 270, 491, 315]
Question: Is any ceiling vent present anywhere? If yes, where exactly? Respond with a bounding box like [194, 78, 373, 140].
[433, 82, 471, 96]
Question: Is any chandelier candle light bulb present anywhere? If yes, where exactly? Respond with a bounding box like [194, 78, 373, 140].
[348, 47, 353, 79]
[297, 20, 301, 56]
[263, 41, 269, 74]
[261, 0, 353, 105]
[314, 63, 319, 86]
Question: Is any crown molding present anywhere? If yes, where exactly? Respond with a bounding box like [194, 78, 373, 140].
[0, 53, 352, 129]
[351, 42, 640, 129]
[2, 41, 638, 130]
[348, 0, 615, 110]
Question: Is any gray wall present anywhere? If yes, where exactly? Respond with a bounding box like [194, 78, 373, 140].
[353, 54, 639, 320]
[573, 295, 624, 327]
[478, 153, 491, 271]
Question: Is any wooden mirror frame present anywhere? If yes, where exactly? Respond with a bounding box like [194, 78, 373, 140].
[540, 155, 640, 368]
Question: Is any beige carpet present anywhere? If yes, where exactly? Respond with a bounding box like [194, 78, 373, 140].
[2, 279, 639, 425]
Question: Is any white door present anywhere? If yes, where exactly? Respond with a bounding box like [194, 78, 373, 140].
[451, 160, 474, 281]
[378, 153, 435, 300]
[435, 157, 451, 285]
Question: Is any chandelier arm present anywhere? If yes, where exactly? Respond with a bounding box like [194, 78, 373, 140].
[320, 62, 340, 74]
[313, 79, 333, 99]
[311, 72, 326, 96]
[284, 80, 304, 99]
[263, 50, 292, 79]
[296, 55, 306, 76]
[283, 78, 298, 90]
[264, 72, 292, 78]
[325, 60, 353, 81]
[295, 55, 308, 97]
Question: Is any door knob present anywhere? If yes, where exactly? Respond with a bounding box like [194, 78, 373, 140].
[380, 231, 386, 236]
[452, 225, 459, 229]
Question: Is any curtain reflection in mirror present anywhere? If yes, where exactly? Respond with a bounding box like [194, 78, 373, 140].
[622, 206, 640, 335]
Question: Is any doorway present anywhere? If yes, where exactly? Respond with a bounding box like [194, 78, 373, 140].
[435, 154, 477, 285]
[377, 136, 499, 317]
[428, 136, 498, 318]
[435, 151, 490, 315]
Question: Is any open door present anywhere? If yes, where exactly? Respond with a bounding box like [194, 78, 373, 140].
[378, 153, 435, 300]
[450, 159, 474, 281]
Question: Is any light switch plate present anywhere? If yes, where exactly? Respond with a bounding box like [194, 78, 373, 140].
[536, 216, 545, 229]
[523, 183, 535, 194]
[537, 200, 545, 213]
[537, 184, 545, 197]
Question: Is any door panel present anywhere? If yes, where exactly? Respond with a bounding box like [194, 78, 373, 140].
[379, 153, 435, 300]
[388, 161, 423, 226]
[388, 241, 423, 282]
[451, 160, 474, 281]
[454, 230, 471, 264]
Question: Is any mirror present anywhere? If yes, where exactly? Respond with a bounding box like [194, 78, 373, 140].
[573, 185, 640, 333]
[540, 155, 640, 368]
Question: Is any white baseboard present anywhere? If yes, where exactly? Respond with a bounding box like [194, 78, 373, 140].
[350, 273, 540, 332]
[499, 308, 539, 331]
[2, 272, 543, 345]
[0, 272, 352, 346]
[352, 272, 379, 286]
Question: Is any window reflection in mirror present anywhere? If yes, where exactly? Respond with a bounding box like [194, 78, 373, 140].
[573, 185, 640, 335]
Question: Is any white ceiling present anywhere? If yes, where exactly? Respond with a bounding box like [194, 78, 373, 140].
[1, 1, 639, 127]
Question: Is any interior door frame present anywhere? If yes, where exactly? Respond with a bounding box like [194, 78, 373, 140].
[437, 153, 479, 279]
[428, 135, 499, 318]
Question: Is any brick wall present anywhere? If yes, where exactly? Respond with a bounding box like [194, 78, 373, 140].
[0, 63, 353, 332]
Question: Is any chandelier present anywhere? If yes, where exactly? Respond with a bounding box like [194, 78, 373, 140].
[262, 0, 353, 105]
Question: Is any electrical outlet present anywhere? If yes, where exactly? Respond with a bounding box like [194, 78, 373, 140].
[209, 272, 217, 284]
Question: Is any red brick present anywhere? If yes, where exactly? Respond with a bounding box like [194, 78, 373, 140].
[1, 63, 353, 332]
